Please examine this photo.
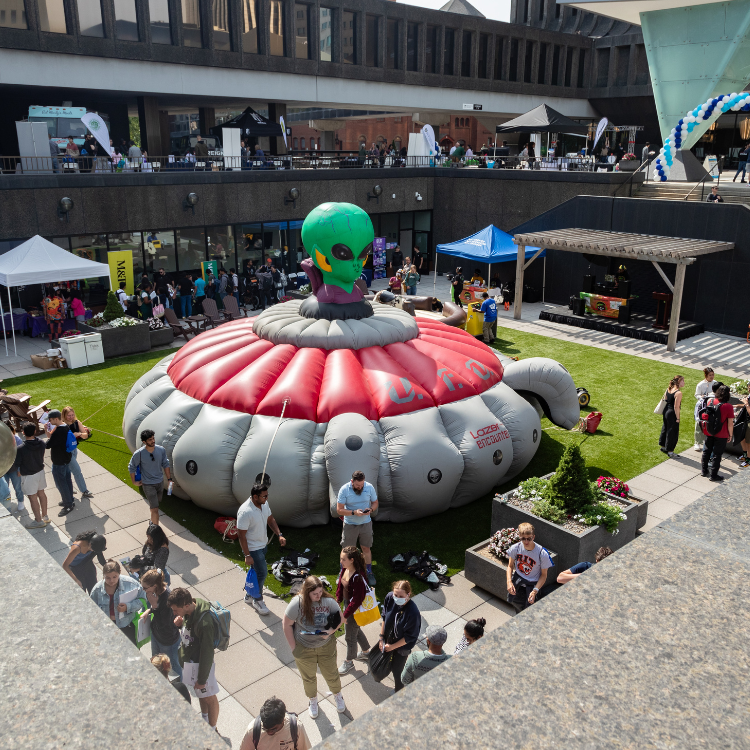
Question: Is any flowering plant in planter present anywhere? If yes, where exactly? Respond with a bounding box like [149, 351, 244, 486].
[597, 476, 630, 498]
[729, 380, 749, 396]
[621, 152, 637, 161]
[87, 312, 106, 328]
[109, 317, 143, 328]
[487, 527, 520, 560]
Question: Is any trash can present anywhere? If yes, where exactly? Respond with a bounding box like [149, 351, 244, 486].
[58, 335, 88, 369]
[82, 332, 104, 365]
[465, 302, 485, 337]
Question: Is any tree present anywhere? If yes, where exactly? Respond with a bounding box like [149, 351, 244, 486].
[103, 290, 125, 322]
[544, 443, 593, 514]
[128, 117, 141, 148]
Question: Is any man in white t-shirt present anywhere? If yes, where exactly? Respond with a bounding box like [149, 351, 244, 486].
[506, 522, 553, 613]
[236, 482, 286, 616]
[116, 282, 129, 312]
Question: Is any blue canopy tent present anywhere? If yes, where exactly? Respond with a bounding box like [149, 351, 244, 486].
[435, 225, 546, 300]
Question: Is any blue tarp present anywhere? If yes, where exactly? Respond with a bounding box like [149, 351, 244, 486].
[436, 225, 544, 263]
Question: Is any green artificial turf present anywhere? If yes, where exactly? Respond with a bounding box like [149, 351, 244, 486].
[2, 330, 725, 600]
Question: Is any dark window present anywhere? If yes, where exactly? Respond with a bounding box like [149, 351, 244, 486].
[616, 45, 630, 86]
[78, 0, 104, 37]
[342, 11, 355, 64]
[555, 3, 560, 18]
[596, 47, 609, 86]
[454, 117, 459, 127]
[635, 44, 649, 85]
[212, 0, 230, 50]
[494, 36, 503, 79]
[551, 44, 560, 85]
[114, 0, 139, 40]
[269, 0, 284, 56]
[509, 38, 518, 81]
[564, 46, 574, 86]
[577, 48, 586, 87]
[425, 24, 437, 73]
[294, 3, 309, 58]
[319, 7, 333, 62]
[524, 41, 534, 83]
[539, 0, 544, 21]
[444, 27, 455, 75]
[1, 0, 28, 28]
[242, 0, 259, 53]
[523, 0, 529, 22]
[387, 18, 398, 69]
[478, 33, 488, 78]
[365, 14, 378, 66]
[150, 0, 172, 44]
[406, 22, 418, 71]
[182, 0, 201, 47]
[461, 30, 471, 76]
[537, 42, 546, 84]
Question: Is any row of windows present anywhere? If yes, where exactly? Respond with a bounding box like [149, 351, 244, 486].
[0, 0, 590, 86]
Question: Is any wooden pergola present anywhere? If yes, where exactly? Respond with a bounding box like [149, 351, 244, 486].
[512, 229, 735, 351]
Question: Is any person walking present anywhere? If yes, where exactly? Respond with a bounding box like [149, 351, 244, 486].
[237, 482, 286, 616]
[454, 617, 486, 654]
[217, 269, 229, 308]
[282, 576, 347, 717]
[641, 141, 651, 165]
[128, 429, 171, 526]
[62, 530, 107, 593]
[659, 376, 685, 459]
[379, 581, 421, 692]
[230, 268, 240, 305]
[335, 546, 371, 675]
[90, 559, 144, 645]
[12, 423, 48, 527]
[694, 367, 715, 451]
[239, 697, 312, 750]
[391, 245, 404, 273]
[140, 568, 183, 681]
[700, 384, 735, 482]
[336, 470, 378, 586]
[61, 406, 94, 500]
[451, 267, 465, 308]
[48, 133, 60, 173]
[46, 409, 76, 517]
[733, 142, 750, 182]
[401, 624, 451, 686]
[403, 265, 420, 296]
[178, 273, 194, 318]
[479, 291, 498, 344]
[168, 588, 220, 730]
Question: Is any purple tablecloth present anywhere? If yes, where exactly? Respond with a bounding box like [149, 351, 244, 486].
[0, 312, 29, 332]
[30, 311, 92, 337]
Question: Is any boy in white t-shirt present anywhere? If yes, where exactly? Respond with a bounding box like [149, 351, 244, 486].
[506, 522, 553, 613]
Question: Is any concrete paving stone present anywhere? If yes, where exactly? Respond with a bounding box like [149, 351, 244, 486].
[227, 598, 281, 637]
[233, 665, 323, 717]
[106, 501, 153, 530]
[658, 485, 706, 507]
[102, 528, 144, 558]
[626, 474, 679, 499]
[252, 625, 296, 666]
[26, 521, 70, 553]
[157, 514, 188, 536]
[83, 472, 129, 495]
[644, 461, 703, 485]
[683, 474, 726, 492]
[55, 511, 122, 538]
[215, 694, 253, 749]
[646, 497, 684, 521]
[410, 593, 461, 641]
[637, 515, 663, 535]
[166, 532, 214, 564]
[298, 695, 352, 746]
[213, 634, 289, 694]
[49, 546, 70, 565]
[461, 597, 514, 633]
[169, 547, 237, 585]
[417, 616, 468, 656]
[46, 493, 99, 525]
[73, 450, 94, 464]
[87, 486, 142, 513]
[194, 567, 248, 608]
[420, 573, 492, 618]
[80, 461, 111, 479]
[323, 672, 393, 720]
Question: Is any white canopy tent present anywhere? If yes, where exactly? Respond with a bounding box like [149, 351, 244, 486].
[0, 235, 112, 357]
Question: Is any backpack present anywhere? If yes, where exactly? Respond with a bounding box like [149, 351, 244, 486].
[252, 713, 298, 749]
[700, 400, 726, 436]
[195, 601, 231, 651]
[65, 428, 77, 453]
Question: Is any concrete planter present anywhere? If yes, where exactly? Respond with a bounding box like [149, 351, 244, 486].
[490, 474, 639, 572]
[602, 490, 649, 530]
[617, 160, 639, 172]
[78, 322, 150, 359]
[149, 327, 175, 348]
[464, 538, 559, 600]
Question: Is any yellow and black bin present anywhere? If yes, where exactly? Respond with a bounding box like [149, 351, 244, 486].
[465, 301, 485, 337]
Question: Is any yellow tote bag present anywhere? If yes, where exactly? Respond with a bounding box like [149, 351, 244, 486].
[353, 583, 380, 626]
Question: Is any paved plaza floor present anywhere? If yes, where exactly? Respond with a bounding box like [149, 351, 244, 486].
[6, 436, 740, 747]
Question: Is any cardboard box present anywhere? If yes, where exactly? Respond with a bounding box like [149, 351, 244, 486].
[30, 354, 55, 370]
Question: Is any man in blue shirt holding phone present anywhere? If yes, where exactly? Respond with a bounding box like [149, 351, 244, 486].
[336, 470, 378, 586]
[479, 291, 498, 344]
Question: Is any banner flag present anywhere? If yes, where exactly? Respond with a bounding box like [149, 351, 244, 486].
[81, 112, 113, 156]
[107, 250, 133, 295]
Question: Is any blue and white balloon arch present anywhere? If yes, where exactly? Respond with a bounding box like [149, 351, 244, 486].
[654, 92, 750, 181]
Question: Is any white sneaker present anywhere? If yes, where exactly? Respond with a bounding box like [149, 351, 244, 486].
[355, 650, 369, 661]
[694, 443, 703, 451]
[251, 598, 270, 616]
[16, 502, 26, 514]
[338, 660, 354, 675]
[308, 697, 319, 719]
[334, 692, 347, 713]
[24, 519, 46, 529]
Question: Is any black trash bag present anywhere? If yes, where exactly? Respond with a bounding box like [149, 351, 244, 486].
[368, 642, 393, 683]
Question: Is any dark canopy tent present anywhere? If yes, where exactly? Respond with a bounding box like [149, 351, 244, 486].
[495, 104, 589, 134]
[209, 107, 283, 143]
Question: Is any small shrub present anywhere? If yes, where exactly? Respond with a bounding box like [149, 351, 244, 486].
[574, 502, 627, 535]
[531, 498, 568, 525]
[103, 290, 125, 322]
[544, 444, 593, 515]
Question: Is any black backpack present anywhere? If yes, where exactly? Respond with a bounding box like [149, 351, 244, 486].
[700, 401, 726, 437]
[252, 713, 298, 749]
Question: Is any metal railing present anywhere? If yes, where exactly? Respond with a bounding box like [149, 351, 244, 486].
[612, 158, 650, 197]
[686, 160, 721, 202]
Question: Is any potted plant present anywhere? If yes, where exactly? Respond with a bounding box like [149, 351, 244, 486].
[490, 444, 640, 572]
[617, 153, 639, 171]
[78, 291, 151, 358]
[596, 476, 650, 530]
[464, 527, 560, 600]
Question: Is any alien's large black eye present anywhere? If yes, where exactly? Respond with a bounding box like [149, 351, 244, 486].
[358, 243, 372, 260]
[331, 243, 354, 260]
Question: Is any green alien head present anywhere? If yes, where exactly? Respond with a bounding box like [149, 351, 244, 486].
[301, 202, 374, 293]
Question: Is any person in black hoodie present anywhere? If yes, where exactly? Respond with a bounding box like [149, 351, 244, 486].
[46, 409, 75, 516]
[379, 580, 421, 692]
[13, 423, 49, 529]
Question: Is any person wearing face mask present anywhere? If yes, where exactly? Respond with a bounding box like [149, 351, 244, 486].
[453, 617, 486, 654]
[90, 560, 144, 645]
[379, 580, 421, 692]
